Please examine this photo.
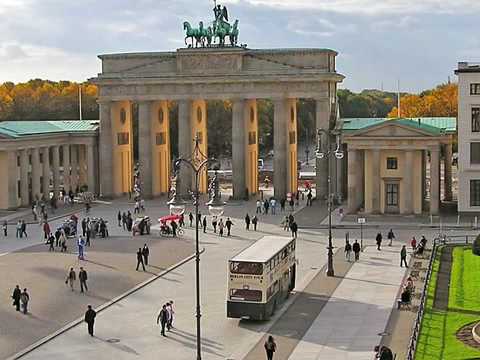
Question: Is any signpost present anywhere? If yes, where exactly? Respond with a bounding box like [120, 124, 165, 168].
[357, 217, 366, 251]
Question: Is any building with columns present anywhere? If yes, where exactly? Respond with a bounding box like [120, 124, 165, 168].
[91, 47, 344, 200]
[342, 117, 456, 215]
[0, 121, 99, 209]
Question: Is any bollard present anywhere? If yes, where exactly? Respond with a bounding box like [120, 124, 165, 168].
[457, 214, 460, 226]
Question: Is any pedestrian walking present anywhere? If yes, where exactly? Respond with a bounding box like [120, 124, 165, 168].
[306, 190, 313, 206]
[387, 228, 395, 246]
[226, 217, 233, 236]
[21, 220, 27, 238]
[179, 214, 185, 228]
[280, 198, 286, 212]
[202, 216, 207, 233]
[79, 267, 88, 293]
[78, 236, 86, 260]
[218, 218, 224, 237]
[264, 199, 269, 214]
[289, 198, 294, 211]
[142, 244, 150, 265]
[81, 218, 87, 236]
[134, 200, 140, 214]
[122, 212, 127, 230]
[157, 304, 169, 336]
[66, 267, 76, 291]
[410, 236, 417, 251]
[136, 248, 146, 271]
[290, 221, 298, 239]
[401, 245, 409, 268]
[12, 285, 21, 312]
[166, 301, 174, 330]
[84, 305, 96, 336]
[212, 216, 218, 233]
[282, 216, 289, 231]
[16, 220, 22, 238]
[48, 233, 55, 251]
[60, 234, 67, 252]
[189, 212, 194, 227]
[264, 335, 277, 360]
[43, 221, 50, 240]
[270, 198, 276, 215]
[252, 215, 258, 231]
[245, 214, 250, 230]
[117, 211, 122, 227]
[171, 220, 178, 237]
[3, 220, 7, 236]
[376, 233, 382, 251]
[344, 240, 352, 262]
[256, 200, 262, 214]
[20, 288, 29, 314]
[352, 240, 361, 261]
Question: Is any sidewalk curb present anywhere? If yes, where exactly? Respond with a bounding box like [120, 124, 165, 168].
[7, 249, 203, 360]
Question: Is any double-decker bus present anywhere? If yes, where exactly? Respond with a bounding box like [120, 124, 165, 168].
[227, 236, 296, 320]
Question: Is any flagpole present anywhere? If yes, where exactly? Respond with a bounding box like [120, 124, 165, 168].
[397, 79, 400, 118]
[79, 84, 83, 121]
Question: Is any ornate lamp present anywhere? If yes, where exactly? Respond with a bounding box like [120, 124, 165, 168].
[206, 170, 225, 217]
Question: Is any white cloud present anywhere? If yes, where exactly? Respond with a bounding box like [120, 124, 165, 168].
[226, 0, 480, 15]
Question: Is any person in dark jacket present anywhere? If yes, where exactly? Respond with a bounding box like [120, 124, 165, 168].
[157, 304, 169, 336]
[84, 305, 96, 336]
[376, 233, 382, 251]
[142, 244, 150, 265]
[290, 221, 298, 239]
[136, 248, 145, 271]
[79, 267, 88, 293]
[352, 240, 361, 261]
[264, 335, 277, 360]
[171, 220, 178, 237]
[400, 245, 409, 268]
[117, 211, 122, 227]
[202, 217, 207, 233]
[12, 285, 21, 311]
[225, 218, 234, 236]
[245, 214, 251, 230]
[252, 216, 258, 231]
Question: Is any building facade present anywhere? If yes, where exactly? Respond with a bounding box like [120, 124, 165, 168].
[455, 62, 480, 213]
[90, 47, 344, 200]
[0, 121, 99, 209]
[342, 118, 455, 215]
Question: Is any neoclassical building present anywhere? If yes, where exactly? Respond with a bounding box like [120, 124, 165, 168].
[90, 47, 344, 200]
[342, 117, 456, 215]
[0, 121, 99, 209]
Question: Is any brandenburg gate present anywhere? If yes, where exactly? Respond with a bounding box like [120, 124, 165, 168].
[91, 6, 344, 200]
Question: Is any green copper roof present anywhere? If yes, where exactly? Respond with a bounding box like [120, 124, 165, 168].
[342, 117, 456, 135]
[0, 120, 99, 138]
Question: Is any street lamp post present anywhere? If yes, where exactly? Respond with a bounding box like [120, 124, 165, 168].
[167, 136, 224, 360]
[315, 128, 343, 277]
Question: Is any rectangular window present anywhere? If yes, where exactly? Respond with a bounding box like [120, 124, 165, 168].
[471, 143, 480, 164]
[117, 132, 129, 145]
[471, 84, 480, 95]
[386, 183, 399, 206]
[156, 132, 166, 145]
[229, 261, 263, 275]
[386, 157, 398, 170]
[471, 180, 480, 206]
[17, 156, 20, 167]
[473, 108, 480, 132]
[289, 131, 296, 145]
[248, 131, 256, 145]
[229, 289, 262, 302]
[39, 153, 43, 163]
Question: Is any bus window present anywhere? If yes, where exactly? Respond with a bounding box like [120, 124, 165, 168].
[230, 289, 262, 302]
[230, 261, 263, 275]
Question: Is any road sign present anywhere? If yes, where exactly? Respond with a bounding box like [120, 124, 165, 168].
[357, 217, 366, 224]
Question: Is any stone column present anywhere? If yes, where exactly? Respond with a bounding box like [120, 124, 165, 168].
[19, 149, 29, 206]
[99, 101, 113, 197]
[31, 147, 41, 201]
[232, 99, 246, 200]
[421, 150, 427, 209]
[177, 99, 192, 196]
[78, 145, 87, 187]
[63, 144, 70, 192]
[315, 98, 330, 201]
[347, 148, 358, 213]
[7, 151, 18, 209]
[42, 147, 50, 199]
[87, 144, 96, 194]
[371, 149, 381, 213]
[52, 145, 60, 198]
[444, 142, 453, 201]
[273, 98, 288, 199]
[404, 150, 414, 213]
[138, 101, 153, 198]
[430, 146, 440, 215]
[70, 144, 78, 192]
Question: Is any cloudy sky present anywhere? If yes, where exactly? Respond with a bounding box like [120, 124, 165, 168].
[0, 0, 479, 92]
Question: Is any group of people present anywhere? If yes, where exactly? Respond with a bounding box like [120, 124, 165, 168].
[15, 220, 28, 238]
[65, 267, 89, 293]
[11, 285, 30, 314]
[344, 239, 362, 261]
[120, 211, 134, 232]
[244, 213, 259, 231]
[156, 300, 175, 336]
[398, 276, 415, 309]
[256, 196, 297, 215]
[282, 214, 299, 239]
[136, 244, 150, 271]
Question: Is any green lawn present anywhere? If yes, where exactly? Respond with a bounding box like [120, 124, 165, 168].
[415, 246, 480, 360]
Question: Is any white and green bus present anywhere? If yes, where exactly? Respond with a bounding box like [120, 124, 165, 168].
[227, 236, 296, 320]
